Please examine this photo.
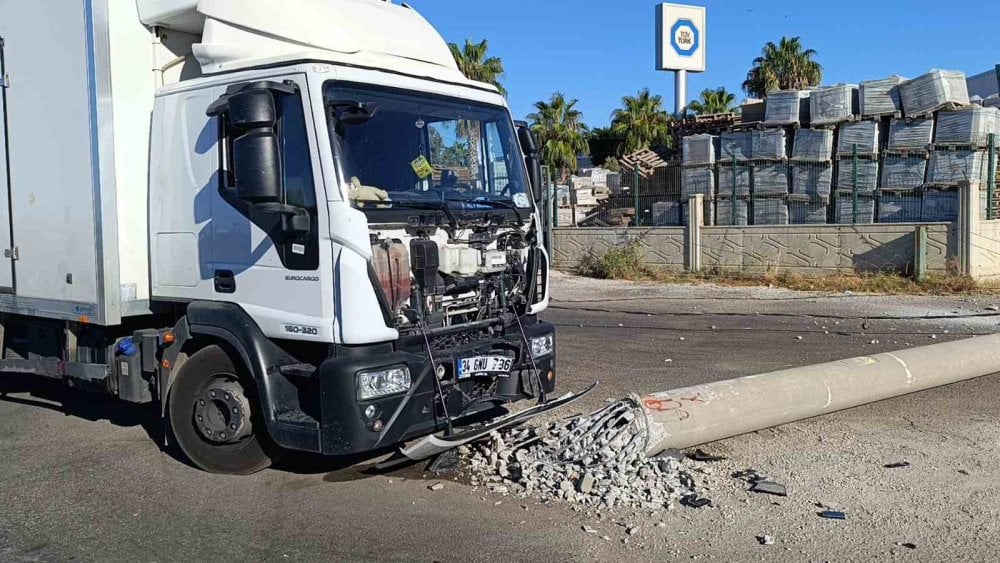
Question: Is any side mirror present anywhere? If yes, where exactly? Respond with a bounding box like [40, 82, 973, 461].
[228, 89, 281, 204]
[208, 81, 312, 239]
[515, 122, 544, 205]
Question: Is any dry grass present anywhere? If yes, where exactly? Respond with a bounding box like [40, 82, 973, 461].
[644, 270, 996, 296]
[578, 242, 1000, 295]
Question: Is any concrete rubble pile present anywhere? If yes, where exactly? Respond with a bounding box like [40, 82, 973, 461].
[461, 399, 707, 511]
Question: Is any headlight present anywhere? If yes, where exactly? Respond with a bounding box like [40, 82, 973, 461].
[530, 334, 554, 358]
[357, 366, 411, 400]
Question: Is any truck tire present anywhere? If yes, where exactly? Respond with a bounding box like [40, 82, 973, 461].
[167, 345, 285, 474]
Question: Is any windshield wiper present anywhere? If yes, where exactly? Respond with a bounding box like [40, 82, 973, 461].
[446, 198, 524, 226]
[389, 200, 459, 229]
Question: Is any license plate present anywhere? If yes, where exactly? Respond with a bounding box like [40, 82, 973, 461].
[457, 355, 513, 379]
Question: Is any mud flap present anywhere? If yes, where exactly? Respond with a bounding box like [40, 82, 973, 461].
[392, 382, 598, 464]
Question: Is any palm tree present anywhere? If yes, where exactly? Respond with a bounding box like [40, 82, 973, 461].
[527, 93, 589, 181]
[448, 39, 506, 96]
[587, 127, 623, 167]
[687, 87, 737, 116]
[742, 36, 822, 98]
[610, 88, 672, 155]
[449, 39, 507, 182]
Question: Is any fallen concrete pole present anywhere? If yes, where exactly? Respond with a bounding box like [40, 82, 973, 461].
[639, 334, 1000, 456]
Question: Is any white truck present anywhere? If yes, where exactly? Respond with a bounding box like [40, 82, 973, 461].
[0, 0, 558, 474]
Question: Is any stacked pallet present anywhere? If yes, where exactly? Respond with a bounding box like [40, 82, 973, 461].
[750, 129, 790, 224]
[859, 76, 905, 118]
[789, 128, 834, 223]
[716, 131, 752, 225]
[925, 106, 1000, 221]
[834, 120, 879, 223]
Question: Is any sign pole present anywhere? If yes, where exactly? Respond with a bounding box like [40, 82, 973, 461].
[675, 69, 687, 115]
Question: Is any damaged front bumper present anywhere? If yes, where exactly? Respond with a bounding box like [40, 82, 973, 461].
[317, 319, 557, 456]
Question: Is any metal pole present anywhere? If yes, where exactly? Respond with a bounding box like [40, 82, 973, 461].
[550, 170, 559, 228]
[988, 133, 996, 221]
[674, 70, 687, 116]
[852, 144, 859, 224]
[633, 168, 641, 227]
[640, 334, 1000, 455]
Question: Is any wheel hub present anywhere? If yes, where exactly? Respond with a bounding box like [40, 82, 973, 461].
[193, 382, 252, 444]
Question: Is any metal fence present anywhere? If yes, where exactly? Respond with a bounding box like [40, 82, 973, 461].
[559, 133, 999, 228]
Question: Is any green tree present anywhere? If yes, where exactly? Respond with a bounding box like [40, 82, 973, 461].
[527, 92, 589, 181]
[448, 39, 507, 181]
[448, 39, 506, 96]
[610, 88, 672, 155]
[587, 127, 623, 167]
[687, 87, 737, 115]
[742, 36, 822, 98]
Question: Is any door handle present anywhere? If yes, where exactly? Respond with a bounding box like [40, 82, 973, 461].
[214, 270, 236, 293]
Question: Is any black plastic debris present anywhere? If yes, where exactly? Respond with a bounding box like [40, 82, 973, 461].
[883, 461, 910, 469]
[958, 469, 970, 476]
[818, 510, 846, 520]
[750, 480, 788, 497]
[428, 450, 460, 474]
[688, 449, 727, 462]
[899, 542, 917, 550]
[732, 469, 766, 482]
[680, 494, 712, 508]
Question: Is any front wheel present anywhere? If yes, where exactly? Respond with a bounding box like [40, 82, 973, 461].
[167, 345, 285, 474]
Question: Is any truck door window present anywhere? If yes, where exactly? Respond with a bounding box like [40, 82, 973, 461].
[483, 121, 511, 195]
[221, 90, 319, 271]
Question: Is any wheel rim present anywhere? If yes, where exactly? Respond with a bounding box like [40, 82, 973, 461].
[192, 375, 254, 445]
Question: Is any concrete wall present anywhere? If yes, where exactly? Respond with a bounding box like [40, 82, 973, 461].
[970, 220, 1000, 280]
[553, 223, 957, 276]
[552, 227, 687, 272]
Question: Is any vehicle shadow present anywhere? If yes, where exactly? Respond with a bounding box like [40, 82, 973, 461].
[0, 373, 499, 480]
[0, 372, 166, 446]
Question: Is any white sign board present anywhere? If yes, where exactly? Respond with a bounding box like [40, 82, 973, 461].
[656, 3, 706, 73]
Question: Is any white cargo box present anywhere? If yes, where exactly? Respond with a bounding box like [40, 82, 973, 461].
[0, 0, 197, 324]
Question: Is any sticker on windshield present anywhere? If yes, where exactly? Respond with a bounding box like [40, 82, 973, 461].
[410, 155, 434, 179]
[514, 193, 531, 208]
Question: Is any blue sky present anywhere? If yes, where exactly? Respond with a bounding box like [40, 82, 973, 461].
[412, 0, 998, 128]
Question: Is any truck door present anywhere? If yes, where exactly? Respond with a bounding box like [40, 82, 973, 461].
[0, 37, 15, 293]
[211, 75, 331, 341]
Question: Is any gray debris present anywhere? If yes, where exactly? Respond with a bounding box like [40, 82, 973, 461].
[460, 399, 707, 512]
[757, 534, 775, 546]
[750, 480, 788, 497]
[428, 482, 445, 491]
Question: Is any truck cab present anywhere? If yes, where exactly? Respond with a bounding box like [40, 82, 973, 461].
[0, 0, 555, 474]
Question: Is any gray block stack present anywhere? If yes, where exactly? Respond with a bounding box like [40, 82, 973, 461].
[650, 200, 681, 226]
[926, 149, 990, 186]
[837, 121, 879, 155]
[898, 70, 970, 117]
[719, 131, 753, 161]
[681, 134, 717, 201]
[859, 76, 905, 117]
[790, 129, 833, 215]
[881, 117, 933, 191]
[877, 191, 922, 223]
[716, 196, 749, 226]
[810, 84, 858, 126]
[751, 129, 788, 160]
[835, 193, 875, 224]
[789, 194, 829, 224]
[764, 90, 809, 126]
[717, 131, 752, 205]
[921, 188, 960, 222]
[753, 196, 789, 225]
[934, 106, 1000, 148]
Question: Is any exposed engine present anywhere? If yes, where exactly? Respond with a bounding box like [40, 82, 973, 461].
[370, 226, 534, 331]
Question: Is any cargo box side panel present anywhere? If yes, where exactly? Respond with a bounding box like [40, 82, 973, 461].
[0, 0, 117, 323]
[109, 0, 155, 310]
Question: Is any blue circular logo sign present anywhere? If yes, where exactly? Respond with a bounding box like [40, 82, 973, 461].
[670, 19, 699, 57]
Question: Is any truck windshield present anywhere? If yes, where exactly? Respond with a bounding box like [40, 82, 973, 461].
[324, 82, 532, 212]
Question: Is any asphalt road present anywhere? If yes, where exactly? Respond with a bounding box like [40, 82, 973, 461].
[1, 274, 999, 561]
